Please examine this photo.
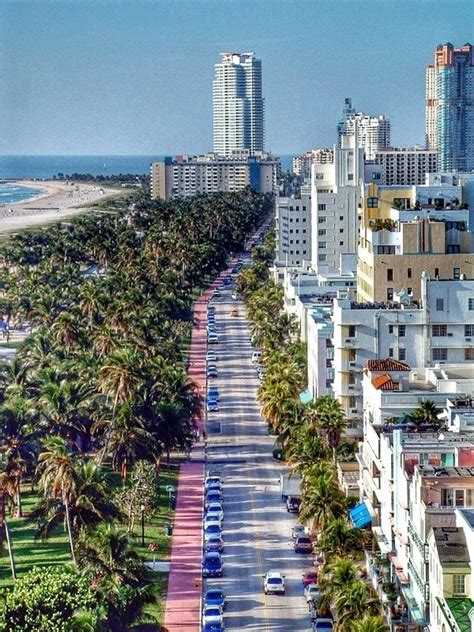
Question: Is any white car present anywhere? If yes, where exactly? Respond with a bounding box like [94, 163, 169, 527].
[203, 513, 223, 530]
[202, 605, 224, 627]
[263, 571, 285, 595]
[251, 350, 262, 364]
[206, 350, 217, 362]
[206, 503, 224, 520]
[304, 583, 320, 604]
[208, 332, 219, 344]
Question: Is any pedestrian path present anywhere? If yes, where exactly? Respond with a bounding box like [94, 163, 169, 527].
[162, 274, 225, 632]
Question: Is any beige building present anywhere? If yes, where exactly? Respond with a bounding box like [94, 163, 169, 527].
[373, 147, 439, 186]
[357, 181, 474, 302]
[150, 151, 280, 200]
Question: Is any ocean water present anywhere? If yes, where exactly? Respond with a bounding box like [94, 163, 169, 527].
[0, 183, 47, 205]
[0, 154, 294, 180]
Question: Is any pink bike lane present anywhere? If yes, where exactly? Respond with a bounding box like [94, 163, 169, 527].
[162, 272, 226, 632]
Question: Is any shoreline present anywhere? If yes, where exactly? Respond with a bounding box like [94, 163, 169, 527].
[0, 180, 126, 235]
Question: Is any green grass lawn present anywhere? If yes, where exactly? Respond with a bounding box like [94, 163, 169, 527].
[0, 463, 180, 624]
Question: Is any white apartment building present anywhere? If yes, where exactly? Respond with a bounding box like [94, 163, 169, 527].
[331, 276, 474, 426]
[213, 52, 264, 156]
[373, 147, 439, 185]
[275, 185, 311, 267]
[150, 152, 279, 200]
[337, 97, 391, 159]
[311, 134, 363, 274]
[292, 148, 334, 180]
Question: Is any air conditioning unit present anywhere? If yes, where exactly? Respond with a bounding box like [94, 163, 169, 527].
[447, 333, 453, 337]
[344, 338, 353, 343]
[349, 361, 356, 367]
[350, 408, 358, 414]
[466, 337, 472, 341]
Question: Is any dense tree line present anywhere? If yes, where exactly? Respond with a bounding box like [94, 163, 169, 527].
[0, 187, 272, 630]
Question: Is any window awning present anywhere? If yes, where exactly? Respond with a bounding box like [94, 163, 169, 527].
[299, 389, 313, 405]
[349, 501, 372, 528]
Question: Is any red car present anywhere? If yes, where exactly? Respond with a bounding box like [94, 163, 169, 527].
[302, 571, 318, 587]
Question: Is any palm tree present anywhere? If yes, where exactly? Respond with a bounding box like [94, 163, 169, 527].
[98, 348, 144, 413]
[286, 424, 329, 473]
[332, 580, 381, 631]
[34, 436, 78, 565]
[350, 615, 389, 632]
[412, 399, 439, 425]
[307, 395, 348, 463]
[300, 462, 347, 532]
[318, 518, 365, 559]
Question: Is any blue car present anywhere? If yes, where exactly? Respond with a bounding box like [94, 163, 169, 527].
[204, 587, 226, 610]
[207, 399, 219, 412]
[203, 624, 225, 632]
[202, 552, 223, 577]
[208, 386, 219, 401]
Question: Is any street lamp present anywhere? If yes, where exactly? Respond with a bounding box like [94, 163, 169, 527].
[140, 504, 145, 548]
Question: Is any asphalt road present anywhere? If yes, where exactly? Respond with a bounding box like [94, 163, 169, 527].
[204, 258, 313, 631]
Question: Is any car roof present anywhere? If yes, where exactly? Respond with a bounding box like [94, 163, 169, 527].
[204, 551, 221, 558]
[266, 571, 283, 578]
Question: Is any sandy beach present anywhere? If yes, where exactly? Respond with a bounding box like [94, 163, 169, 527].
[0, 180, 124, 235]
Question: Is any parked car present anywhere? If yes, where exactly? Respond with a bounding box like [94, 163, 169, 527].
[286, 496, 301, 513]
[208, 386, 220, 400]
[294, 535, 313, 553]
[204, 535, 224, 553]
[204, 587, 226, 610]
[202, 552, 223, 577]
[302, 571, 319, 587]
[312, 617, 334, 631]
[202, 604, 224, 626]
[203, 624, 225, 632]
[206, 503, 223, 519]
[207, 399, 219, 412]
[208, 333, 219, 344]
[206, 350, 217, 362]
[207, 365, 218, 378]
[207, 305, 215, 314]
[205, 492, 223, 508]
[263, 571, 285, 595]
[204, 525, 222, 542]
[292, 524, 308, 540]
[205, 474, 221, 488]
[251, 350, 262, 364]
[204, 513, 222, 530]
[212, 289, 221, 298]
[304, 583, 320, 604]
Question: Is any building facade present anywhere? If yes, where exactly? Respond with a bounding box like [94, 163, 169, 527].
[213, 52, 264, 156]
[311, 134, 364, 274]
[150, 152, 279, 200]
[373, 147, 439, 186]
[275, 185, 311, 267]
[426, 43, 474, 172]
[337, 97, 391, 160]
[292, 148, 334, 180]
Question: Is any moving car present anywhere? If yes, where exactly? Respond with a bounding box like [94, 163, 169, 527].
[206, 350, 217, 362]
[263, 571, 285, 595]
[202, 552, 223, 577]
[202, 604, 224, 626]
[294, 535, 313, 553]
[204, 587, 226, 610]
[204, 524, 222, 542]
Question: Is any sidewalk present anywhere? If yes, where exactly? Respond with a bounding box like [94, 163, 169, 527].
[162, 273, 225, 632]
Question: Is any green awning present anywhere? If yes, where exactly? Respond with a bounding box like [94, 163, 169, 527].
[299, 389, 313, 405]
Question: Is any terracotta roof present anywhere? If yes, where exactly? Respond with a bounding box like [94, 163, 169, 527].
[372, 374, 394, 390]
[367, 358, 411, 372]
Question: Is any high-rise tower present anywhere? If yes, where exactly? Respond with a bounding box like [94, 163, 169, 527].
[337, 98, 390, 160]
[213, 52, 264, 156]
[426, 43, 474, 172]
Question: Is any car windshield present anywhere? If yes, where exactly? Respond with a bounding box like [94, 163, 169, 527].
[268, 578, 282, 584]
[299, 537, 310, 542]
[207, 590, 223, 600]
[206, 525, 220, 533]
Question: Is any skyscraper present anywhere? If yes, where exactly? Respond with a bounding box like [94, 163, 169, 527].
[337, 98, 390, 160]
[426, 43, 474, 172]
[213, 52, 264, 156]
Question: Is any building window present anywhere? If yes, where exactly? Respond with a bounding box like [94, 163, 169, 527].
[318, 217, 326, 224]
[399, 348, 406, 361]
[339, 228, 344, 233]
[388, 348, 394, 358]
[339, 216, 344, 221]
[432, 325, 447, 337]
[318, 254, 326, 261]
[318, 229, 326, 236]
[348, 325, 356, 338]
[319, 241, 327, 249]
[407, 268, 412, 279]
[318, 204, 326, 211]
[432, 348, 448, 361]
[316, 173, 324, 180]
[389, 325, 394, 334]
[348, 174, 354, 180]
[469, 298, 474, 311]
[453, 575, 466, 595]
[436, 298, 444, 311]
[387, 288, 394, 301]
[454, 267, 461, 279]
[367, 197, 379, 208]
[339, 241, 344, 246]
[387, 269, 393, 281]
[435, 267, 439, 278]
[464, 325, 474, 337]
[398, 325, 406, 337]
[465, 348, 474, 360]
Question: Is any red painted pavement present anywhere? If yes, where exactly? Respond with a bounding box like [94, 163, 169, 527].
[162, 273, 225, 632]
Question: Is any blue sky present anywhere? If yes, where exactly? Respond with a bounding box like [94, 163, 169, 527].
[1, 0, 473, 155]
